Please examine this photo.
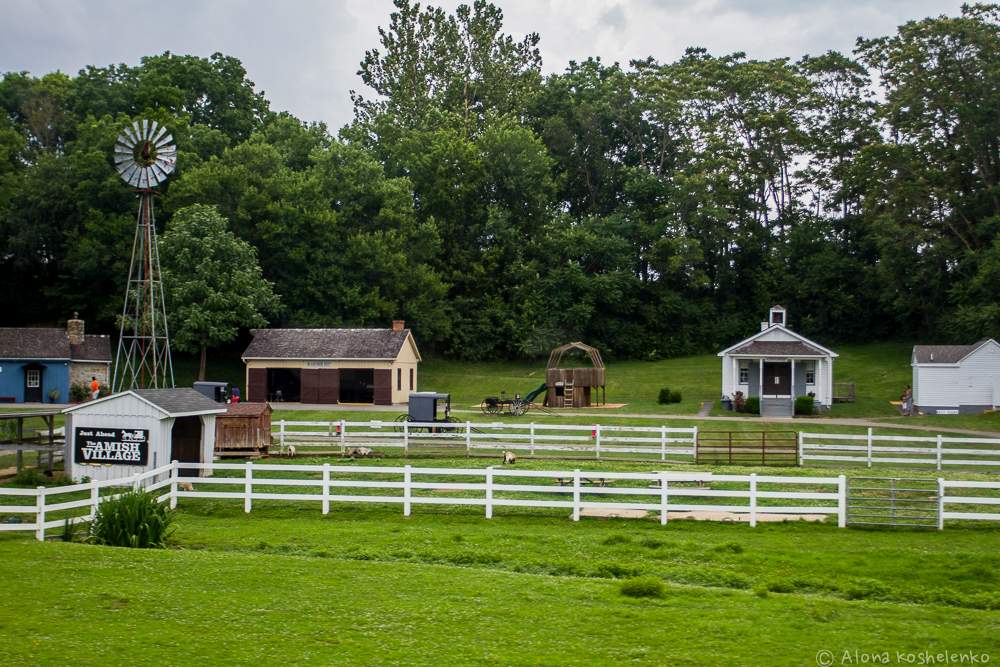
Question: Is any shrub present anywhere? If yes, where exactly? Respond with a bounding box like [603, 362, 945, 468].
[657, 388, 672, 405]
[669, 390, 682, 403]
[620, 576, 665, 599]
[69, 382, 89, 403]
[89, 490, 174, 548]
[794, 395, 815, 416]
[11, 468, 52, 487]
[742, 397, 760, 414]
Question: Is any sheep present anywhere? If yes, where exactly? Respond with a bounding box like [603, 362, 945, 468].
[286, 444, 297, 458]
[502, 450, 517, 465]
[347, 446, 374, 458]
[178, 481, 194, 492]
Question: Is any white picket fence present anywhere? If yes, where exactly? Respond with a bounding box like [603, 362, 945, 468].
[800, 428, 1000, 470]
[274, 420, 699, 460]
[3, 461, 1000, 540]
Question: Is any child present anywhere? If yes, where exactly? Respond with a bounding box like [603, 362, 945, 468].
[89, 376, 100, 400]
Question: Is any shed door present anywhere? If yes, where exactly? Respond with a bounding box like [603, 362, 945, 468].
[317, 369, 339, 404]
[301, 368, 320, 403]
[171, 416, 203, 478]
[248, 369, 267, 403]
[373, 369, 392, 405]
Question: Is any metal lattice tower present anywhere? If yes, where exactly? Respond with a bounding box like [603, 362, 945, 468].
[111, 120, 177, 391]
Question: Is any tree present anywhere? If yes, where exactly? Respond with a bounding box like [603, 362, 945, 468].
[160, 204, 280, 380]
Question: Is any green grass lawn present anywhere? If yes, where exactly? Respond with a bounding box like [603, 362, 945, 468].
[1, 494, 999, 665]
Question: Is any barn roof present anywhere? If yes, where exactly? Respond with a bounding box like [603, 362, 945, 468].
[0, 328, 111, 361]
[729, 340, 828, 357]
[242, 328, 415, 361]
[64, 388, 226, 418]
[912, 340, 998, 364]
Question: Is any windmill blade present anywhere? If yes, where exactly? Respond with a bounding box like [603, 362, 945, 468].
[148, 120, 159, 140]
[154, 159, 175, 176]
[149, 162, 168, 184]
[141, 119, 149, 141]
[120, 163, 140, 183]
[151, 124, 168, 145]
[116, 132, 132, 146]
[126, 122, 141, 145]
[127, 167, 142, 188]
[154, 133, 174, 149]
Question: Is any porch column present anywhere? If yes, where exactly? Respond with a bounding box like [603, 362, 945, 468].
[790, 359, 796, 398]
[758, 358, 764, 397]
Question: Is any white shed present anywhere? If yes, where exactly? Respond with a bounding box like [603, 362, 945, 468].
[911, 339, 1000, 415]
[63, 388, 226, 482]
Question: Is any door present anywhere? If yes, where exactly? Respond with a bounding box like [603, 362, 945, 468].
[248, 368, 267, 402]
[340, 369, 374, 403]
[373, 369, 392, 405]
[23, 365, 43, 402]
[762, 362, 791, 397]
[171, 416, 203, 478]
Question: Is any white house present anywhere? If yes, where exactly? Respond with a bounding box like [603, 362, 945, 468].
[718, 306, 838, 417]
[911, 339, 1000, 415]
[63, 388, 226, 482]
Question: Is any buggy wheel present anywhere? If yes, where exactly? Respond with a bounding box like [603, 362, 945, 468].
[481, 398, 500, 415]
[393, 413, 410, 432]
[511, 399, 528, 417]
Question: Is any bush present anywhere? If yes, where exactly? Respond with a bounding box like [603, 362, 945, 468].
[658, 388, 682, 404]
[11, 468, 52, 487]
[90, 490, 174, 548]
[741, 397, 760, 414]
[795, 395, 815, 416]
[620, 576, 665, 599]
[69, 382, 89, 403]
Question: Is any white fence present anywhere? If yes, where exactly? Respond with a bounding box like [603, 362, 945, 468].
[275, 420, 699, 461]
[0, 464, 173, 541]
[4, 461, 1000, 540]
[800, 428, 1000, 470]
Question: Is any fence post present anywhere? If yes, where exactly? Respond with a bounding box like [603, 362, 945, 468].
[660, 426, 667, 462]
[692, 426, 698, 462]
[35, 486, 45, 541]
[90, 480, 100, 519]
[837, 475, 847, 528]
[485, 467, 493, 519]
[530, 423, 535, 457]
[279, 419, 286, 454]
[403, 465, 412, 517]
[132, 473, 140, 492]
[339, 419, 346, 454]
[594, 425, 601, 459]
[866, 428, 873, 468]
[572, 469, 581, 522]
[466, 421, 472, 456]
[322, 463, 330, 515]
[244, 462, 253, 513]
[936, 478, 945, 530]
[797, 432, 804, 466]
[403, 422, 409, 456]
[169, 460, 178, 509]
[660, 473, 669, 525]
[936, 434, 943, 472]
[749, 473, 757, 528]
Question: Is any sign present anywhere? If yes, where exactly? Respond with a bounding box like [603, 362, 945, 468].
[74, 427, 149, 465]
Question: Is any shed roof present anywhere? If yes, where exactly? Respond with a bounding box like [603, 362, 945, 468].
[64, 388, 227, 418]
[912, 339, 997, 364]
[242, 328, 415, 361]
[222, 402, 272, 417]
[729, 340, 828, 357]
[0, 328, 111, 361]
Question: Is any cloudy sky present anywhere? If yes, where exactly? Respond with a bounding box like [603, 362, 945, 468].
[1, 0, 965, 131]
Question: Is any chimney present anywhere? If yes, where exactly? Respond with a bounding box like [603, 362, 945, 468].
[760, 321, 768, 332]
[392, 319, 405, 332]
[67, 312, 85, 345]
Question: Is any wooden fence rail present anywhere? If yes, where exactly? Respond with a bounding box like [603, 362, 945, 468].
[3, 461, 1000, 540]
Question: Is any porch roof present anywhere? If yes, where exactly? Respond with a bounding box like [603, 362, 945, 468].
[728, 340, 828, 357]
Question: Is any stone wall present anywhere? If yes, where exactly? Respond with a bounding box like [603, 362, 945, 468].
[69, 362, 110, 389]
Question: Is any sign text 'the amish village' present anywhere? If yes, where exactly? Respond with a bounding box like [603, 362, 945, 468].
[74, 428, 149, 465]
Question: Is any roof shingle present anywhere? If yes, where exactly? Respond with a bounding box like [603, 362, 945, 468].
[730, 340, 827, 356]
[912, 341, 992, 364]
[132, 388, 227, 415]
[242, 328, 411, 360]
[0, 328, 111, 361]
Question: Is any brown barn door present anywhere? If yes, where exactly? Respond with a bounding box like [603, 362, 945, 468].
[248, 368, 267, 402]
[317, 369, 339, 404]
[171, 416, 203, 478]
[300, 368, 320, 403]
[373, 369, 392, 405]
[763, 362, 792, 397]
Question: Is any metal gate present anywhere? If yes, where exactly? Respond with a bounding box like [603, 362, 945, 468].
[846, 477, 939, 528]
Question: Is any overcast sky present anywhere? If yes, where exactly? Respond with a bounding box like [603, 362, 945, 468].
[1, 0, 966, 131]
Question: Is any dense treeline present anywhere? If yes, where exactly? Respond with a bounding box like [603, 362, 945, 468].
[1, 2, 999, 359]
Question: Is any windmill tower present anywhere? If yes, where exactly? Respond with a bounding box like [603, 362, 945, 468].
[111, 120, 177, 391]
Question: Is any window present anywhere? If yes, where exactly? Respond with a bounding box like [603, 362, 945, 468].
[26, 369, 40, 388]
[771, 311, 784, 325]
[738, 363, 749, 384]
[397, 368, 402, 391]
[805, 362, 816, 385]
[409, 368, 414, 390]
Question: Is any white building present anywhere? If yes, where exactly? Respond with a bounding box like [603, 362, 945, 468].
[718, 306, 838, 417]
[911, 339, 1000, 415]
[63, 388, 226, 482]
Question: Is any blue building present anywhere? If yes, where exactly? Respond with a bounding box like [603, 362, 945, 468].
[0, 315, 112, 404]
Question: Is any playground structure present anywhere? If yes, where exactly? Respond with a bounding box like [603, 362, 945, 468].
[545, 342, 606, 408]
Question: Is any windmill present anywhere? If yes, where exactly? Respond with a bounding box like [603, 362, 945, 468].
[111, 119, 177, 391]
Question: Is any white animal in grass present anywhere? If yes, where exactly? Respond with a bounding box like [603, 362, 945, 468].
[178, 481, 194, 492]
[348, 447, 374, 458]
[286, 444, 297, 458]
[502, 450, 516, 465]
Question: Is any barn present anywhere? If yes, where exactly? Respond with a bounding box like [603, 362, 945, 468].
[63, 388, 226, 481]
[912, 339, 1000, 415]
[242, 321, 420, 405]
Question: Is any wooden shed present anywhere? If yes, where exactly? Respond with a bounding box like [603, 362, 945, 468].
[912, 339, 1000, 414]
[545, 342, 606, 408]
[215, 402, 272, 458]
